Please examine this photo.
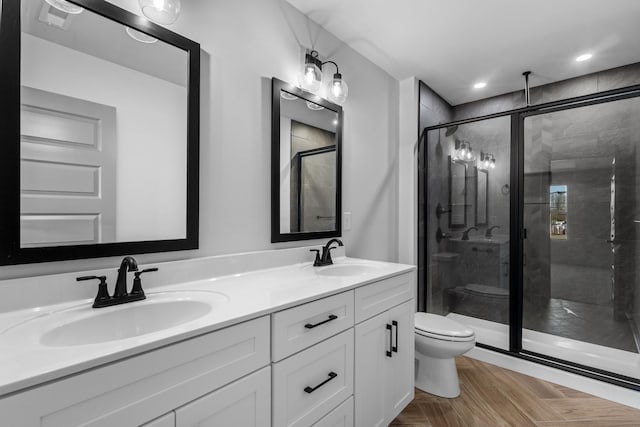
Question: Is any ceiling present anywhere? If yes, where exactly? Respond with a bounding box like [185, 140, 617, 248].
[285, 0, 640, 105]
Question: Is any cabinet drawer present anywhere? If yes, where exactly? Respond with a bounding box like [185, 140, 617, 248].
[273, 329, 354, 427]
[0, 316, 270, 427]
[312, 397, 353, 427]
[354, 271, 415, 323]
[272, 291, 354, 361]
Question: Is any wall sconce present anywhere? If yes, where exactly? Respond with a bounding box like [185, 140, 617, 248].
[138, 0, 181, 25]
[481, 152, 496, 169]
[298, 50, 349, 105]
[455, 140, 475, 162]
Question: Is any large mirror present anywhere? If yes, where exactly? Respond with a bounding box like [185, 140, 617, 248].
[476, 168, 488, 226]
[271, 78, 342, 242]
[448, 156, 467, 228]
[0, 0, 200, 264]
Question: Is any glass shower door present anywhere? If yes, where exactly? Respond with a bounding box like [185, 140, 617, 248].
[424, 116, 511, 351]
[521, 96, 640, 380]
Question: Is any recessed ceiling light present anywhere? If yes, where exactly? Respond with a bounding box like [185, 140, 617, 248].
[576, 53, 593, 62]
[473, 82, 487, 89]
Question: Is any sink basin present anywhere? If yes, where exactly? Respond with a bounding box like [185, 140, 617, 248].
[41, 299, 211, 347]
[316, 263, 379, 277]
[2, 291, 228, 347]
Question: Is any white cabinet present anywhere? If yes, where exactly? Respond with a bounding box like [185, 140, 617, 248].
[0, 316, 270, 427]
[0, 267, 416, 427]
[175, 367, 271, 427]
[355, 299, 414, 427]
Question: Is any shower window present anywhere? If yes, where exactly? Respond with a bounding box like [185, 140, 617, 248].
[550, 185, 567, 240]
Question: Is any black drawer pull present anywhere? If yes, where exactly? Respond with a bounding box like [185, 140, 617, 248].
[386, 323, 393, 357]
[304, 372, 338, 393]
[305, 314, 338, 329]
[392, 320, 398, 353]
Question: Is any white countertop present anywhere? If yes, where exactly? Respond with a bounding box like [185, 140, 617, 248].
[0, 256, 414, 396]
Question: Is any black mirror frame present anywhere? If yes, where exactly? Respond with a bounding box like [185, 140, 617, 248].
[271, 78, 342, 243]
[0, 0, 200, 265]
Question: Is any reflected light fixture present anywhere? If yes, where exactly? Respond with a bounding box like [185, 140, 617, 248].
[298, 50, 349, 104]
[473, 82, 487, 89]
[280, 91, 298, 101]
[125, 27, 158, 44]
[455, 140, 476, 162]
[138, 0, 181, 25]
[305, 101, 324, 111]
[575, 53, 593, 62]
[481, 152, 496, 169]
[44, 0, 84, 14]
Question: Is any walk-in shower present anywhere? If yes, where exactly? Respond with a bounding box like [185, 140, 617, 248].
[419, 70, 640, 390]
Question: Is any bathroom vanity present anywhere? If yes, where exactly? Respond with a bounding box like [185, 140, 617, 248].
[0, 249, 415, 426]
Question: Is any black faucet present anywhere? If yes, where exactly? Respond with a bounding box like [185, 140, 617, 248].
[485, 225, 501, 238]
[114, 256, 138, 298]
[77, 256, 158, 308]
[461, 226, 478, 241]
[311, 238, 344, 266]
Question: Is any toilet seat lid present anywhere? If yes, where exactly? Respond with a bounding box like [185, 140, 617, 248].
[414, 313, 474, 338]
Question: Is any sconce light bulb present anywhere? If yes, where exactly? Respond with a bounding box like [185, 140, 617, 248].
[139, 0, 181, 24]
[304, 68, 316, 84]
[331, 81, 343, 97]
[490, 158, 496, 169]
[327, 72, 348, 105]
[298, 53, 323, 93]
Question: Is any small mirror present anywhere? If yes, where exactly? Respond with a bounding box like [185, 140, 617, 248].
[448, 156, 467, 228]
[0, 0, 200, 264]
[476, 168, 488, 226]
[271, 78, 342, 242]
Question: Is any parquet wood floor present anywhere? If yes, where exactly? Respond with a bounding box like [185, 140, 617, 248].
[390, 356, 640, 427]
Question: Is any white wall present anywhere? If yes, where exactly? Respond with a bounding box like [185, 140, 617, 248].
[21, 33, 187, 243]
[1, 0, 408, 279]
[398, 77, 419, 265]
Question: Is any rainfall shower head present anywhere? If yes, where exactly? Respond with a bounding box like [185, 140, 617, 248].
[445, 125, 458, 136]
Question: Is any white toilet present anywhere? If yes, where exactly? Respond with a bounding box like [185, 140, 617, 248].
[414, 312, 475, 398]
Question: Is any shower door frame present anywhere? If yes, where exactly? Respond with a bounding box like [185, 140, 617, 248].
[421, 83, 640, 391]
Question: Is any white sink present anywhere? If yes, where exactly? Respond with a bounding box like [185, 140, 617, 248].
[316, 263, 379, 277]
[2, 291, 228, 347]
